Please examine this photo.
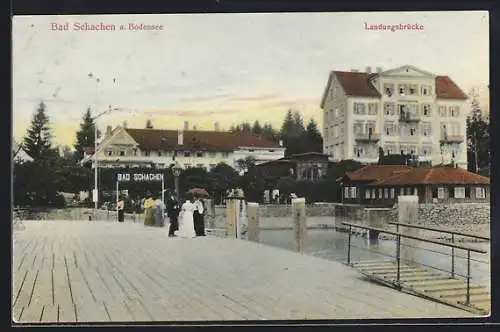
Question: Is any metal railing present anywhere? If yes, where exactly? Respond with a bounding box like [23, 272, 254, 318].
[342, 222, 488, 306]
[389, 222, 490, 279]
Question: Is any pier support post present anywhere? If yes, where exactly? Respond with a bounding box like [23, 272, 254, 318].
[398, 195, 419, 264]
[226, 199, 237, 238]
[247, 202, 260, 242]
[292, 198, 307, 252]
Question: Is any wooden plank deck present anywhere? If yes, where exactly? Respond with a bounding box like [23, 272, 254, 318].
[12, 220, 478, 323]
[351, 260, 490, 315]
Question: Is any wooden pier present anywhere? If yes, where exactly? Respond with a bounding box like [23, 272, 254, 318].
[12, 220, 475, 323]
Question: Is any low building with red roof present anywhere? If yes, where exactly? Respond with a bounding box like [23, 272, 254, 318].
[339, 164, 489, 206]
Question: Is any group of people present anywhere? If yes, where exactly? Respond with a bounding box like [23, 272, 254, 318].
[115, 191, 207, 238]
[166, 192, 206, 238]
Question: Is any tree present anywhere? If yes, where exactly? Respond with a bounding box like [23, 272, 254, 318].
[305, 118, 323, 153]
[145, 119, 154, 129]
[466, 90, 490, 173]
[74, 108, 101, 162]
[23, 101, 53, 160]
[208, 162, 239, 204]
[252, 120, 262, 134]
[235, 156, 257, 173]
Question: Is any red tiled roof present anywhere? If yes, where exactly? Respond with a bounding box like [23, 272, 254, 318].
[334, 71, 382, 98]
[124, 128, 281, 151]
[435, 76, 468, 100]
[321, 70, 468, 107]
[344, 165, 413, 181]
[370, 167, 490, 186]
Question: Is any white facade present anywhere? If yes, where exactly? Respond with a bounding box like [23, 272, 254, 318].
[82, 127, 285, 171]
[322, 65, 468, 169]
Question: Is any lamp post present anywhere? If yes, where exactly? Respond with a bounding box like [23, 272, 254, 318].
[172, 161, 182, 198]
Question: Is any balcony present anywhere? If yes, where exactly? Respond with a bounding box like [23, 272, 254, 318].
[354, 132, 380, 142]
[440, 134, 465, 143]
[399, 112, 421, 122]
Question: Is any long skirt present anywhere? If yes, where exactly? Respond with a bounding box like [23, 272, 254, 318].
[154, 207, 164, 227]
[144, 208, 155, 226]
[118, 209, 124, 222]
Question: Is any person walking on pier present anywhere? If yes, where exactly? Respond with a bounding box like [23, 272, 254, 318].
[167, 193, 181, 237]
[117, 195, 125, 222]
[193, 197, 206, 236]
[153, 192, 166, 227]
[175, 193, 197, 238]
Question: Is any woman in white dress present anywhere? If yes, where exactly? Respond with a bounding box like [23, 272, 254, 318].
[175, 194, 197, 238]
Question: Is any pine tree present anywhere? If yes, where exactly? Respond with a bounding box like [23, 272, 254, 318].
[74, 108, 99, 161]
[466, 90, 490, 173]
[23, 101, 53, 160]
[145, 119, 154, 129]
[252, 120, 262, 134]
[305, 118, 323, 153]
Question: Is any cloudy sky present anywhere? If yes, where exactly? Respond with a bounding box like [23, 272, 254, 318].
[12, 11, 489, 146]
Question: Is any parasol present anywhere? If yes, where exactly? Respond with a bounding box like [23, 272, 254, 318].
[187, 187, 210, 198]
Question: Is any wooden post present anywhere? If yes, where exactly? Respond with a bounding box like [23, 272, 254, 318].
[226, 199, 237, 238]
[247, 202, 260, 242]
[398, 195, 419, 264]
[292, 198, 307, 252]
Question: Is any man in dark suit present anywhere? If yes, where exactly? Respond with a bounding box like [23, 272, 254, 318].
[166, 193, 181, 237]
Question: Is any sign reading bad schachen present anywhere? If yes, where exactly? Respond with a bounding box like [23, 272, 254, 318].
[117, 173, 164, 182]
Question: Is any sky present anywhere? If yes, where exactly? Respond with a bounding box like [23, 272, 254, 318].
[12, 11, 489, 146]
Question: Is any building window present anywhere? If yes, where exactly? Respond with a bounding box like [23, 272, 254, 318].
[400, 188, 405, 196]
[184, 163, 192, 168]
[450, 106, 460, 117]
[222, 152, 229, 158]
[422, 85, 431, 96]
[268, 149, 275, 152]
[157, 151, 162, 157]
[354, 146, 364, 158]
[119, 150, 125, 156]
[422, 123, 432, 137]
[378, 189, 383, 199]
[409, 84, 418, 95]
[422, 104, 431, 116]
[384, 83, 394, 96]
[439, 105, 447, 117]
[368, 103, 378, 115]
[410, 128, 416, 136]
[398, 84, 408, 96]
[184, 151, 191, 157]
[475, 187, 486, 199]
[422, 146, 432, 156]
[371, 189, 376, 199]
[384, 102, 395, 115]
[384, 188, 389, 198]
[107, 149, 113, 156]
[144, 150, 150, 157]
[344, 187, 349, 198]
[454, 187, 466, 199]
[196, 151, 204, 157]
[365, 189, 371, 199]
[406, 187, 412, 195]
[414, 188, 418, 196]
[437, 187, 446, 199]
[390, 188, 395, 198]
[353, 103, 366, 115]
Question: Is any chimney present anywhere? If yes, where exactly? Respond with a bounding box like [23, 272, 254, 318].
[365, 66, 372, 73]
[178, 129, 184, 145]
[214, 122, 220, 131]
[376, 67, 383, 73]
[105, 125, 112, 137]
[184, 121, 189, 131]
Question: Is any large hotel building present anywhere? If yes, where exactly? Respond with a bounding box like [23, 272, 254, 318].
[320, 65, 468, 169]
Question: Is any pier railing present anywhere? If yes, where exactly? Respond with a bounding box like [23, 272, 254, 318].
[341, 222, 488, 306]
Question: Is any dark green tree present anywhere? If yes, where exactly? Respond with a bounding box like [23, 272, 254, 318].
[252, 120, 263, 134]
[208, 162, 239, 204]
[74, 108, 101, 162]
[305, 118, 323, 153]
[466, 91, 490, 173]
[23, 101, 53, 160]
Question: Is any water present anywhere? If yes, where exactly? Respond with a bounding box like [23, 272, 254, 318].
[259, 229, 491, 288]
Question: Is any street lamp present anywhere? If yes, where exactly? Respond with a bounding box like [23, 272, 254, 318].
[172, 161, 182, 198]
